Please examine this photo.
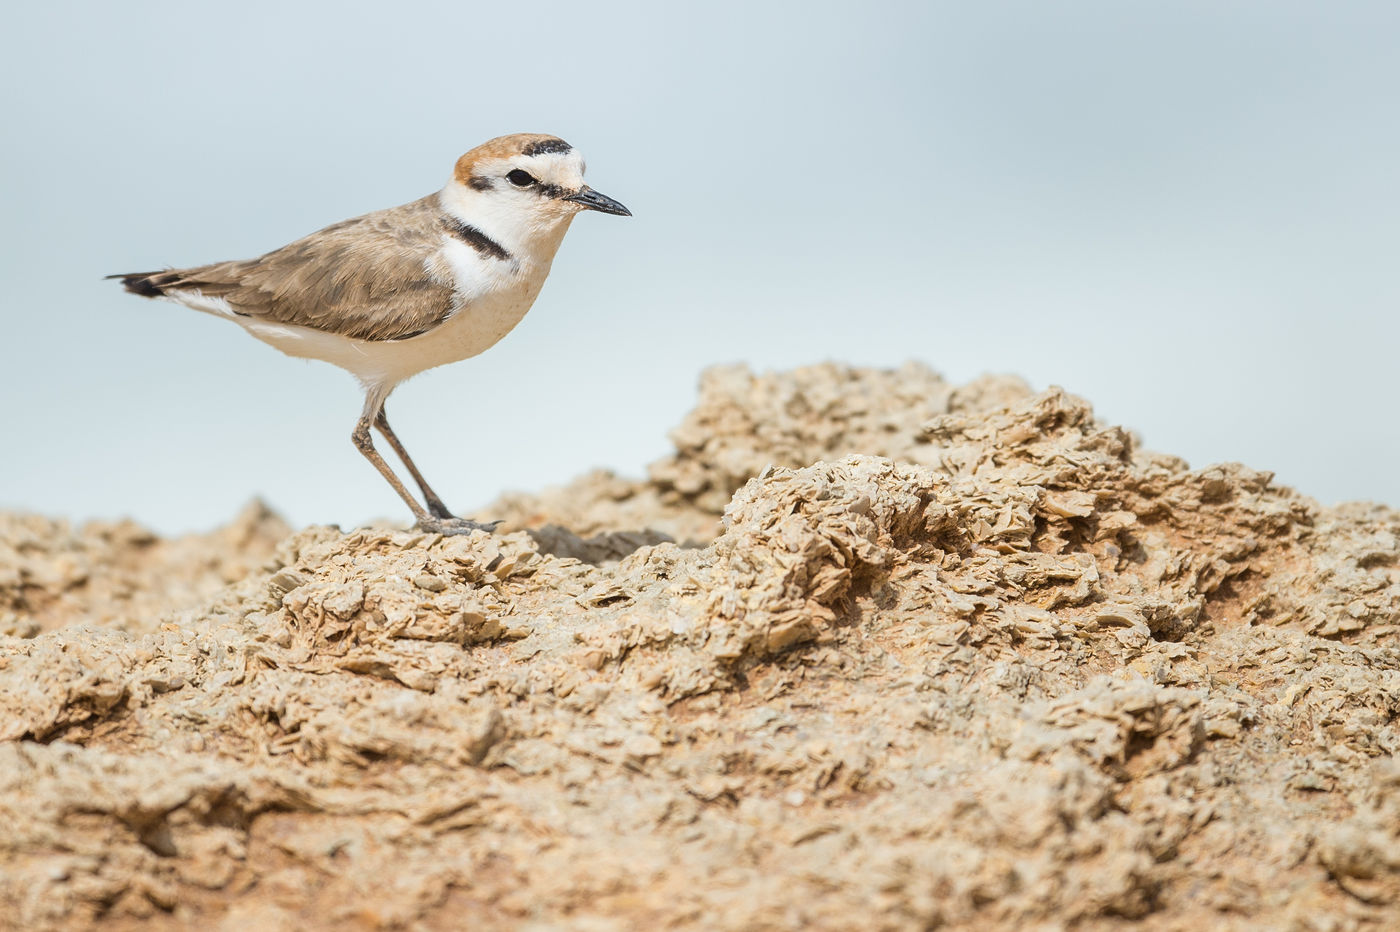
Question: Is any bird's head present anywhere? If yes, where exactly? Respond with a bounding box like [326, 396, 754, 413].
[444, 134, 630, 249]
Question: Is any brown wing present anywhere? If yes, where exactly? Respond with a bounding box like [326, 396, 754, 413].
[144, 194, 458, 342]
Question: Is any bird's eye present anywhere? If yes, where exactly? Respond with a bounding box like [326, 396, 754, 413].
[507, 169, 536, 187]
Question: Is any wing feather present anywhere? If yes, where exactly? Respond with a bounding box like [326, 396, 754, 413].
[153, 195, 458, 342]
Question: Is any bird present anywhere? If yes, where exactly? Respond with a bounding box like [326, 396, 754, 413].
[110, 133, 630, 536]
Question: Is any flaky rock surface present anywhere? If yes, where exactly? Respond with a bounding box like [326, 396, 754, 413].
[2, 362, 1398, 930]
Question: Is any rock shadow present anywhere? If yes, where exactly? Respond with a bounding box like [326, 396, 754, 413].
[523, 524, 694, 564]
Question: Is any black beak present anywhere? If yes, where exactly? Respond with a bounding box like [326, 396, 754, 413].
[563, 186, 632, 216]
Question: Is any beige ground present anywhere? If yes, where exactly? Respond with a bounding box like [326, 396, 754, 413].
[2, 363, 1398, 930]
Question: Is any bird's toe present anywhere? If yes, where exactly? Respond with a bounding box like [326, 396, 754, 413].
[416, 516, 502, 536]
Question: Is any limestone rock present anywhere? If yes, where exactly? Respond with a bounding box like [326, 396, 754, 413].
[2, 365, 1397, 930]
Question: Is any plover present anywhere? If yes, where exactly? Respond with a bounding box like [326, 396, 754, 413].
[111, 133, 630, 535]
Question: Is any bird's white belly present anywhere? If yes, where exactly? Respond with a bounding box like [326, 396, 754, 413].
[238, 274, 545, 389]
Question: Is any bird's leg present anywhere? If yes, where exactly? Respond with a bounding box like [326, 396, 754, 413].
[352, 412, 434, 523]
[352, 390, 498, 536]
[374, 407, 454, 520]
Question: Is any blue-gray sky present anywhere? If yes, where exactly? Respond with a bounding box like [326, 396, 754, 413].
[2, 1, 1397, 533]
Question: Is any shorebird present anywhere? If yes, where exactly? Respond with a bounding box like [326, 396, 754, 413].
[110, 133, 630, 535]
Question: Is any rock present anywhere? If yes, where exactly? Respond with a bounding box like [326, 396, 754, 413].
[1, 364, 1397, 930]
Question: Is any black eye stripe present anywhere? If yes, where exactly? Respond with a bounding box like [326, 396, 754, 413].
[507, 169, 536, 187]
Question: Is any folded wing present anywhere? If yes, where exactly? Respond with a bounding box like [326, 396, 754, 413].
[111, 195, 459, 343]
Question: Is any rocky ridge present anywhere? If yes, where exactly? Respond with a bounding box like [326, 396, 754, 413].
[1, 363, 1398, 930]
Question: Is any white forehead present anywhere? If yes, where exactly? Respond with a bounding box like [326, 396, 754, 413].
[516, 148, 586, 184]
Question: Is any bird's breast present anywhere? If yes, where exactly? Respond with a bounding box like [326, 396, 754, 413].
[433, 273, 546, 361]
[409, 239, 552, 368]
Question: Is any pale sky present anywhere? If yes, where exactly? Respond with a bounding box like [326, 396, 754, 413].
[2, 1, 1396, 533]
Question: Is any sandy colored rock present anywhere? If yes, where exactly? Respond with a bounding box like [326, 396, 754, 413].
[2, 362, 1398, 930]
[0, 500, 289, 637]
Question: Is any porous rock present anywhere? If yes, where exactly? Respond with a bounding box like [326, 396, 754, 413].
[1, 363, 1397, 930]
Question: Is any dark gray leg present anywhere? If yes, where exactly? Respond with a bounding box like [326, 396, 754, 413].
[352, 390, 496, 535]
[374, 408, 454, 519]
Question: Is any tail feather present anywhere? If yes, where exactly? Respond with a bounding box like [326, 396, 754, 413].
[106, 270, 183, 298]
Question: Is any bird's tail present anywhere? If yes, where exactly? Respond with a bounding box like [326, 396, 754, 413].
[105, 270, 186, 298]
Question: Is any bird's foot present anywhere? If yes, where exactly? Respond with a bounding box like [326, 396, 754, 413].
[415, 516, 502, 536]
[425, 498, 455, 520]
